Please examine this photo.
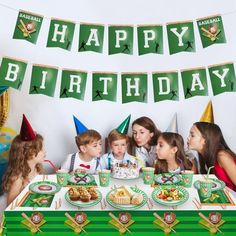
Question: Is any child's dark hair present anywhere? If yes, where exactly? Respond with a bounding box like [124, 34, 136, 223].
[155, 132, 192, 174]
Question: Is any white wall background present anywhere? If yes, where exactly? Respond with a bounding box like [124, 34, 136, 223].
[1, 0, 236, 173]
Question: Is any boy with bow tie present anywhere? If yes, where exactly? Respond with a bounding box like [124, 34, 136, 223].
[60, 116, 102, 174]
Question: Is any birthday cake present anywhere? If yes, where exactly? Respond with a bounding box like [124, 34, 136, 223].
[111, 163, 139, 179]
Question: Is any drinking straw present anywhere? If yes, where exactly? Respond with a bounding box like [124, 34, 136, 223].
[44, 159, 59, 172]
[207, 166, 214, 180]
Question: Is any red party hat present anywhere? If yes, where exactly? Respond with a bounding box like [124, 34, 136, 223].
[20, 114, 36, 141]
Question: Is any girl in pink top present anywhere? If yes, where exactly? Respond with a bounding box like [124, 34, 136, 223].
[187, 122, 236, 191]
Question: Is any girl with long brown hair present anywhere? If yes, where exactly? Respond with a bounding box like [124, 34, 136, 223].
[187, 122, 236, 191]
[155, 132, 194, 174]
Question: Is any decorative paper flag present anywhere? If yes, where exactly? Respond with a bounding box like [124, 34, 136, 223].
[137, 24, 163, 55]
[73, 115, 88, 135]
[116, 114, 131, 134]
[208, 62, 236, 96]
[166, 113, 178, 133]
[29, 64, 58, 97]
[197, 15, 226, 48]
[122, 73, 147, 103]
[181, 67, 208, 99]
[92, 72, 117, 102]
[60, 69, 87, 100]
[152, 71, 179, 102]
[200, 101, 214, 123]
[47, 18, 75, 51]
[109, 25, 133, 55]
[0, 86, 8, 96]
[167, 21, 195, 55]
[78, 23, 104, 53]
[13, 10, 43, 44]
[20, 114, 36, 141]
[0, 57, 27, 90]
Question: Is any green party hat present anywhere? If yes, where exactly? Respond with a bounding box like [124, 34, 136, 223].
[116, 114, 131, 134]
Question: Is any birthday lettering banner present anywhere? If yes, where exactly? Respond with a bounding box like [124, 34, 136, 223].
[92, 72, 117, 102]
[11, 9, 227, 55]
[1, 57, 236, 103]
[152, 71, 179, 102]
[181, 67, 208, 99]
[60, 69, 87, 100]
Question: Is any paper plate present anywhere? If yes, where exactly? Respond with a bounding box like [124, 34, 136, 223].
[68, 173, 95, 185]
[106, 186, 148, 210]
[65, 189, 102, 208]
[152, 185, 189, 207]
[154, 173, 182, 185]
[194, 178, 226, 191]
[29, 181, 61, 195]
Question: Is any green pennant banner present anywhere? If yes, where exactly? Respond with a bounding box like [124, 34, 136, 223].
[152, 71, 179, 102]
[208, 62, 236, 96]
[122, 73, 147, 103]
[197, 15, 226, 48]
[47, 19, 75, 51]
[167, 21, 195, 55]
[0, 57, 27, 90]
[137, 25, 163, 55]
[78, 23, 104, 53]
[29, 65, 58, 97]
[13, 11, 43, 44]
[60, 69, 87, 100]
[181, 67, 208, 99]
[109, 25, 133, 55]
[92, 72, 117, 101]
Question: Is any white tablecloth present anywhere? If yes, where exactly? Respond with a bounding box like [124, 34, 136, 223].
[5, 174, 236, 212]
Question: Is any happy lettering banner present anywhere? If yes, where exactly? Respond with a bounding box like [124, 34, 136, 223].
[10, 8, 227, 55]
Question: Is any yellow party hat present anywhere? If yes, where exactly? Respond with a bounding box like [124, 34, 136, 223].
[200, 101, 214, 123]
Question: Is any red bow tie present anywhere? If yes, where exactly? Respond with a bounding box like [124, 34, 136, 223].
[80, 164, 91, 169]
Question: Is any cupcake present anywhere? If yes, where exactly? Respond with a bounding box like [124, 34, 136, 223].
[87, 187, 98, 200]
[79, 189, 91, 202]
[68, 187, 80, 201]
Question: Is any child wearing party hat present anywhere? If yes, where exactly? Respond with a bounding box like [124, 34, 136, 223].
[3, 115, 45, 205]
[100, 115, 144, 175]
[60, 116, 102, 174]
[187, 101, 236, 191]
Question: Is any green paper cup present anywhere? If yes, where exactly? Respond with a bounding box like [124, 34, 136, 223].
[99, 170, 111, 187]
[142, 167, 155, 185]
[181, 170, 194, 187]
[199, 180, 212, 198]
[56, 169, 69, 187]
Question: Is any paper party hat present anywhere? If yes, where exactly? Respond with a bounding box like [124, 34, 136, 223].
[200, 101, 214, 123]
[73, 115, 88, 135]
[166, 113, 178, 133]
[116, 114, 131, 134]
[20, 114, 36, 141]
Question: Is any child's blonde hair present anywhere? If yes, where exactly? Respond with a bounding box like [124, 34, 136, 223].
[3, 134, 44, 192]
[75, 129, 101, 151]
[108, 129, 129, 145]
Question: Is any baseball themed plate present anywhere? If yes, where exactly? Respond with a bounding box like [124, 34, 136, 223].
[65, 188, 102, 208]
[154, 173, 182, 185]
[106, 186, 148, 210]
[194, 178, 226, 191]
[68, 173, 95, 185]
[29, 181, 61, 195]
[152, 185, 189, 207]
